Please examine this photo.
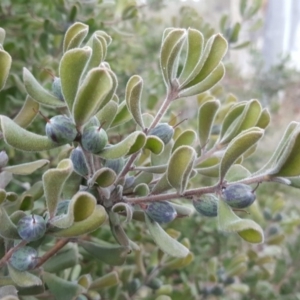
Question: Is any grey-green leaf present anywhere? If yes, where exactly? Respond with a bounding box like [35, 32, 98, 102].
[63, 22, 89, 52]
[72, 67, 113, 127]
[59, 46, 92, 111]
[1, 116, 58, 151]
[3, 160, 49, 175]
[0, 49, 12, 91]
[43, 159, 73, 219]
[145, 214, 189, 257]
[125, 75, 144, 128]
[198, 99, 220, 148]
[23, 68, 65, 107]
[219, 127, 264, 181]
[160, 28, 186, 88]
[167, 146, 196, 194]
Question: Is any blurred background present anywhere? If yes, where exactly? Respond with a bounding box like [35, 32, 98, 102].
[1, 0, 300, 299]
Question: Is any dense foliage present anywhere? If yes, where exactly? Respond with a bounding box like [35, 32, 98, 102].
[0, 1, 300, 300]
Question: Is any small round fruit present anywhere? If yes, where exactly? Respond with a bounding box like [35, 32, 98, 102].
[17, 215, 46, 242]
[222, 183, 256, 208]
[193, 194, 218, 217]
[9, 246, 38, 271]
[52, 77, 64, 101]
[146, 201, 177, 224]
[81, 125, 108, 154]
[70, 146, 89, 177]
[147, 278, 163, 290]
[45, 115, 77, 144]
[148, 123, 174, 144]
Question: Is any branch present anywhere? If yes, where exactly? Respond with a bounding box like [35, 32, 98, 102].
[35, 238, 70, 269]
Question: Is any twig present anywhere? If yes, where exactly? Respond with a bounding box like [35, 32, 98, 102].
[35, 238, 70, 268]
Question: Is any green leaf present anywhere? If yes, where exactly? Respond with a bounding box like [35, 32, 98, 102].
[229, 22, 241, 43]
[112, 202, 133, 223]
[167, 146, 196, 194]
[0, 285, 18, 298]
[0, 49, 11, 91]
[160, 28, 186, 88]
[98, 68, 118, 110]
[0, 206, 20, 239]
[97, 132, 146, 159]
[0, 116, 58, 152]
[3, 160, 49, 175]
[43, 272, 84, 300]
[255, 122, 299, 175]
[0, 189, 6, 205]
[151, 141, 173, 166]
[43, 159, 73, 219]
[125, 75, 144, 128]
[220, 101, 247, 139]
[13, 96, 39, 128]
[181, 34, 228, 88]
[63, 22, 89, 52]
[50, 191, 97, 228]
[151, 176, 172, 195]
[8, 264, 42, 287]
[179, 63, 225, 97]
[23, 68, 65, 107]
[84, 34, 106, 72]
[90, 271, 119, 290]
[88, 167, 116, 188]
[95, 100, 118, 130]
[172, 129, 197, 152]
[179, 28, 204, 85]
[220, 99, 262, 144]
[43, 244, 78, 273]
[219, 127, 263, 181]
[80, 240, 130, 266]
[171, 202, 193, 217]
[269, 125, 300, 177]
[0, 27, 5, 44]
[145, 214, 189, 257]
[256, 108, 271, 129]
[111, 101, 132, 128]
[50, 205, 107, 237]
[72, 67, 113, 127]
[133, 183, 149, 196]
[59, 46, 92, 111]
[225, 164, 251, 182]
[134, 165, 167, 174]
[144, 136, 164, 155]
[198, 99, 220, 148]
[218, 199, 264, 243]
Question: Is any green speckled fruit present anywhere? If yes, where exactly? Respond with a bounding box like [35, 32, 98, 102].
[222, 183, 256, 208]
[148, 123, 174, 144]
[147, 278, 163, 290]
[81, 125, 108, 154]
[45, 115, 77, 144]
[17, 215, 46, 242]
[193, 194, 218, 217]
[146, 201, 177, 224]
[70, 146, 89, 177]
[9, 246, 38, 271]
[52, 77, 64, 101]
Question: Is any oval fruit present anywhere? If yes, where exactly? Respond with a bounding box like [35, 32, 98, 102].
[9, 246, 38, 271]
[148, 123, 174, 144]
[81, 125, 108, 154]
[193, 194, 218, 217]
[45, 115, 77, 144]
[17, 214, 46, 242]
[70, 146, 89, 177]
[222, 183, 256, 208]
[146, 201, 177, 224]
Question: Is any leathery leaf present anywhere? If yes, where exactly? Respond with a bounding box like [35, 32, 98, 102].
[218, 198, 264, 243]
[167, 146, 196, 194]
[145, 214, 189, 257]
[63, 22, 89, 52]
